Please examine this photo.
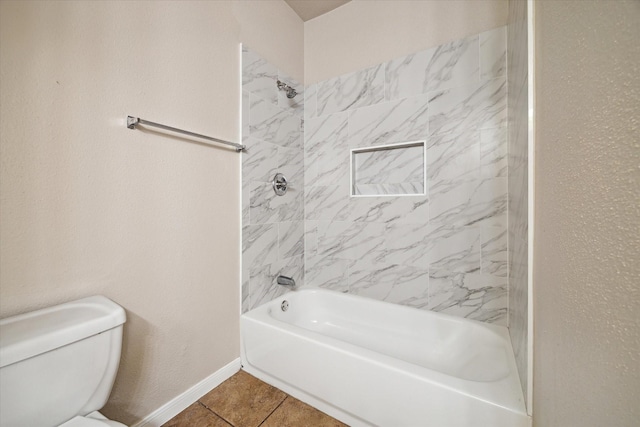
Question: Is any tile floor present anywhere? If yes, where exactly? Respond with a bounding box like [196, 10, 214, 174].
[163, 370, 348, 427]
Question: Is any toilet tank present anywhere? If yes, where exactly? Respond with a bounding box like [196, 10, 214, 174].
[0, 296, 127, 427]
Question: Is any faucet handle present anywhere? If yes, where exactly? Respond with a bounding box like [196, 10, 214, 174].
[272, 173, 288, 196]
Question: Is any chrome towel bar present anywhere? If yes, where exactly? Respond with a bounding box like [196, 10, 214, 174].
[126, 116, 245, 152]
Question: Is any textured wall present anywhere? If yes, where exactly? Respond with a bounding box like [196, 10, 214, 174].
[241, 47, 305, 312]
[303, 27, 510, 325]
[507, 0, 529, 406]
[0, 1, 302, 424]
[304, 0, 508, 84]
[533, 1, 640, 426]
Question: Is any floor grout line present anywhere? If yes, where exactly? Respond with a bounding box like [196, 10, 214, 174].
[197, 400, 235, 427]
[164, 371, 343, 427]
[257, 395, 289, 427]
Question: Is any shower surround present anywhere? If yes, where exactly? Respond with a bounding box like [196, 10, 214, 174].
[242, 47, 305, 313]
[304, 26, 509, 325]
[242, 26, 511, 326]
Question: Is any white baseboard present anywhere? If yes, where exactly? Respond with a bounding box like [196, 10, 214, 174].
[130, 358, 241, 427]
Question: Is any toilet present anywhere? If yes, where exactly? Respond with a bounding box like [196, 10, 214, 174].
[0, 295, 127, 427]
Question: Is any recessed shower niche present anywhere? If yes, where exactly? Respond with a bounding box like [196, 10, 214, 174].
[350, 141, 426, 197]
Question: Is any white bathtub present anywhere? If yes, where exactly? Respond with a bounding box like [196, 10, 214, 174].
[241, 288, 530, 427]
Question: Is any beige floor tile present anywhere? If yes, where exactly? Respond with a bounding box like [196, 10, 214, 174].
[261, 396, 349, 427]
[162, 402, 232, 427]
[199, 370, 287, 427]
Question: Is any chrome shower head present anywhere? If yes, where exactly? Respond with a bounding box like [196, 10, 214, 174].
[277, 79, 298, 99]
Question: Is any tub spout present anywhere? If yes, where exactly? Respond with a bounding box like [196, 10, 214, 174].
[277, 275, 296, 287]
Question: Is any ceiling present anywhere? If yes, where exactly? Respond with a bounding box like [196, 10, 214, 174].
[284, 0, 351, 22]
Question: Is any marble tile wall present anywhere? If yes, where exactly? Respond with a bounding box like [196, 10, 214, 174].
[507, 0, 530, 403]
[242, 47, 304, 313]
[303, 26, 509, 326]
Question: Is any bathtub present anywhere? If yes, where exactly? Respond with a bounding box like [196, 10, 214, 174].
[241, 288, 530, 427]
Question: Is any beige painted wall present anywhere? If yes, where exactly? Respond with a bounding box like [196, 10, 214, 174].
[533, 1, 640, 426]
[233, 0, 304, 83]
[304, 0, 508, 84]
[0, 0, 302, 424]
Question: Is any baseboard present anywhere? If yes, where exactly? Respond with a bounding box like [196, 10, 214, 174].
[130, 358, 241, 427]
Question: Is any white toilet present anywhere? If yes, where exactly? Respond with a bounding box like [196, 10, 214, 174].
[0, 295, 127, 427]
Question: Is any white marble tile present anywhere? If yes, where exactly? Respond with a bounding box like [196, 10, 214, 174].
[305, 112, 349, 187]
[304, 253, 350, 292]
[472, 177, 508, 227]
[242, 223, 278, 269]
[277, 71, 304, 116]
[242, 47, 278, 104]
[480, 127, 508, 177]
[304, 84, 317, 120]
[429, 177, 507, 228]
[242, 90, 250, 142]
[317, 64, 385, 116]
[249, 181, 279, 224]
[429, 179, 480, 226]
[348, 195, 430, 224]
[381, 221, 430, 267]
[480, 26, 507, 81]
[509, 235, 528, 363]
[279, 221, 304, 259]
[250, 96, 302, 148]
[308, 149, 350, 189]
[288, 187, 306, 222]
[242, 179, 250, 227]
[305, 112, 349, 149]
[277, 145, 304, 186]
[428, 77, 507, 136]
[305, 183, 351, 221]
[242, 269, 250, 313]
[481, 226, 508, 277]
[385, 48, 433, 102]
[429, 270, 507, 325]
[250, 181, 304, 224]
[304, 221, 320, 257]
[348, 260, 429, 309]
[348, 95, 430, 147]
[427, 130, 480, 184]
[248, 263, 288, 310]
[242, 137, 278, 183]
[249, 255, 304, 310]
[278, 254, 305, 288]
[424, 35, 479, 92]
[509, 163, 528, 237]
[317, 221, 386, 262]
[385, 35, 479, 101]
[426, 224, 481, 273]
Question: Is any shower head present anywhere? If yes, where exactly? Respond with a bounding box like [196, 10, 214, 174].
[277, 79, 298, 99]
[286, 88, 297, 99]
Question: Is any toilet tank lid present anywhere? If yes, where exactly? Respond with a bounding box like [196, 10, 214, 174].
[0, 296, 126, 368]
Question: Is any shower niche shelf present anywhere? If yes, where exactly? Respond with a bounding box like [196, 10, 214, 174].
[350, 141, 426, 197]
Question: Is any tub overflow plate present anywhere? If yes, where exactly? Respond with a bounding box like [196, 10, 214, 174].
[281, 300, 289, 312]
